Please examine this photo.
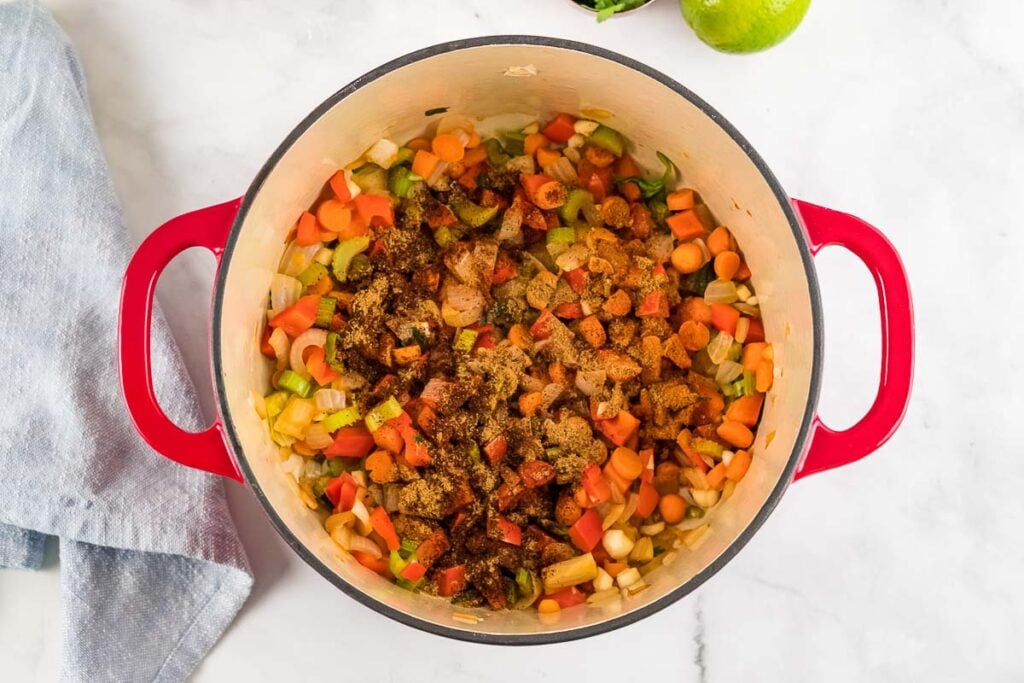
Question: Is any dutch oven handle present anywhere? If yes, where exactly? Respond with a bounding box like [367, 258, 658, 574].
[118, 198, 244, 482]
[792, 200, 914, 480]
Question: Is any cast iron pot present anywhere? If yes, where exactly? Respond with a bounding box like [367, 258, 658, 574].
[118, 37, 914, 644]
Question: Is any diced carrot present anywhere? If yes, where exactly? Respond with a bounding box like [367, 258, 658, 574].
[305, 346, 341, 385]
[370, 507, 400, 551]
[406, 137, 431, 152]
[725, 394, 764, 426]
[706, 462, 727, 490]
[353, 194, 394, 227]
[658, 494, 686, 524]
[595, 410, 640, 447]
[610, 447, 643, 481]
[756, 358, 774, 392]
[614, 154, 642, 201]
[412, 149, 440, 179]
[717, 420, 754, 449]
[507, 323, 531, 349]
[296, 211, 320, 246]
[577, 315, 606, 349]
[710, 303, 740, 336]
[524, 133, 549, 156]
[462, 145, 488, 167]
[666, 210, 706, 242]
[725, 449, 752, 481]
[667, 189, 695, 211]
[431, 133, 465, 163]
[519, 391, 543, 416]
[541, 113, 576, 143]
[535, 146, 561, 169]
[269, 295, 320, 338]
[316, 199, 351, 233]
[365, 450, 397, 484]
[635, 481, 660, 518]
[457, 163, 483, 191]
[714, 251, 741, 280]
[329, 170, 351, 203]
[676, 429, 709, 472]
[352, 550, 390, 576]
[742, 342, 768, 371]
[707, 226, 733, 256]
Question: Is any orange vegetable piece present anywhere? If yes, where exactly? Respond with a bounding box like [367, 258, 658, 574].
[742, 342, 768, 371]
[296, 211, 320, 246]
[756, 358, 774, 392]
[431, 133, 465, 163]
[316, 199, 352, 233]
[595, 410, 640, 447]
[717, 420, 754, 449]
[710, 303, 740, 336]
[535, 146, 561, 169]
[714, 251, 741, 280]
[707, 226, 733, 256]
[666, 189, 695, 212]
[725, 450, 752, 481]
[366, 450, 397, 484]
[706, 463, 727, 490]
[725, 394, 763, 427]
[412, 149, 440, 178]
[678, 320, 711, 351]
[519, 391, 543, 416]
[269, 295, 320, 338]
[329, 170, 352, 203]
[658, 494, 687, 524]
[609, 447, 643, 481]
[666, 210, 706, 242]
[462, 145, 488, 167]
[524, 133, 549, 156]
[680, 297, 713, 324]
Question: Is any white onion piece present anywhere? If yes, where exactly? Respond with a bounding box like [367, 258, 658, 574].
[715, 360, 744, 385]
[348, 534, 382, 559]
[498, 198, 524, 243]
[694, 238, 711, 263]
[266, 327, 290, 371]
[602, 529, 635, 560]
[563, 146, 581, 164]
[601, 504, 625, 531]
[505, 155, 535, 175]
[350, 498, 371, 526]
[574, 370, 606, 396]
[646, 234, 675, 264]
[270, 273, 302, 312]
[554, 243, 590, 272]
[707, 331, 734, 365]
[619, 492, 639, 524]
[733, 302, 761, 318]
[330, 525, 352, 550]
[366, 138, 399, 169]
[302, 458, 324, 479]
[279, 242, 321, 277]
[593, 567, 614, 592]
[351, 470, 368, 488]
[314, 389, 346, 412]
[290, 328, 329, 376]
[544, 156, 579, 186]
[704, 279, 739, 304]
[441, 283, 485, 327]
[435, 114, 476, 136]
[314, 247, 334, 266]
[304, 423, 334, 450]
[540, 383, 563, 409]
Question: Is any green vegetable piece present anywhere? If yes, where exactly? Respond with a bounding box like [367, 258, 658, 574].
[322, 406, 361, 433]
[331, 235, 371, 282]
[560, 188, 595, 224]
[324, 332, 343, 372]
[277, 370, 313, 398]
[588, 124, 624, 157]
[400, 539, 419, 554]
[545, 226, 576, 245]
[617, 151, 676, 199]
[324, 458, 345, 477]
[351, 164, 388, 194]
[264, 391, 289, 420]
[365, 396, 403, 433]
[347, 253, 373, 281]
[453, 200, 499, 228]
[732, 370, 756, 397]
[483, 138, 510, 166]
[389, 549, 408, 578]
[388, 165, 414, 198]
[453, 328, 479, 353]
[297, 262, 328, 287]
[503, 131, 525, 156]
[467, 443, 481, 465]
[726, 341, 743, 363]
[684, 262, 714, 296]
[686, 505, 705, 519]
[315, 296, 337, 329]
[434, 226, 456, 248]
[394, 146, 415, 166]
[693, 437, 724, 460]
[649, 199, 669, 225]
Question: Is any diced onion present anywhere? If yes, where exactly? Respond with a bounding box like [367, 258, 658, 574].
[703, 279, 739, 304]
[330, 525, 352, 550]
[706, 331, 734, 365]
[691, 488, 721, 509]
[441, 284, 485, 327]
[563, 146, 581, 164]
[270, 273, 302, 312]
[351, 471, 368, 488]
[593, 567, 614, 592]
[694, 238, 711, 263]
[573, 120, 599, 136]
[366, 138, 399, 169]
[615, 567, 642, 589]
[574, 370, 606, 397]
[734, 317, 750, 344]
[715, 359, 744, 385]
[334, 372, 367, 391]
[721, 450, 735, 466]
[314, 389, 346, 412]
[618, 493, 639, 524]
[498, 198, 524, 243]
[290, 328, 329, 376]
[554, 243, 590, 273]
[734, 302, 761, 318]
[279, 242, 321, 277]
[602, 529, 635, 560]
[646, 234, 675, 264]
[303, 423, 333, 450]
[601, 504, 625, 531]
[567, 134, 585, 149]
[505, 155, 535, 175]
[641, 521, 665, 536]
[545, 156, 579, 186]
[521, 122, 540, 135]
[735, 284, 753, 302]
[267, 327, 290, 370]
[314, 247, 334, 266]
[350, 498, 371, 526]
[435, 114, 476, 136]
[540, 383, 563, 410]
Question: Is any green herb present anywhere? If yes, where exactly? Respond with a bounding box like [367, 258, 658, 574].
[400, 538, 420, 554]
[576, 0, 649, 21]
[616, 151, 676, 199]
[424, 106, 449, 116]
[277, 370, 313, 398]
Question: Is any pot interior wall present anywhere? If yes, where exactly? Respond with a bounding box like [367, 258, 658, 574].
[217, 41, 815, 638]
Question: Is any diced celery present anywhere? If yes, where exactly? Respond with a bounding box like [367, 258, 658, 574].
[331, 235, 370, 282]
[726, 341, 743, 363]
[365, 396, 403, 433]
[400, 539, 419, 554]
[434, 226, 456, 248]
[559, 188, 594, 224]
[483, 138, 509, 166]
[278, 370, 313, 397]
[394, 146, 415, 166]
[297, 262, 328, 287]
[264, 391, 289, 420]
[453, 328, 478, 353]
[324, 332, 343, 372]
[388, 165, 414, 198]
[315, 297, 336, 329]
[545, 227, 576, 245]
[693, 437, 723, 460]
[454, 200, 499, 228]
[322, 405, 361, 433]
[503, 131, 525, 156]
[588, 125, 624, 157]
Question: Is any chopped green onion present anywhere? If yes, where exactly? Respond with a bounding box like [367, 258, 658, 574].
[331, 235, 370, 282]
[588, 125, 624, 157]
[297, 262, 328, 287]
[277, 370, 313, 397]
[560, 188, 594, 224]
[546, 227, 576, 245]
[315, 296, 336, 329]
[264, 391, 289, 420]
[365, 396, 403, 433]
[322, 405, 361, 433]
[453, 200, 499, 228]
[483, 138, 510, 166]
[324, 332, 343, 372]
[388, 165, 415, 198]
[453, 328, 479, 353]
[434, 226, 457, 248]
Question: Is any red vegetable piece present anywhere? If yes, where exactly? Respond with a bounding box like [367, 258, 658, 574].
[594, 410, 640, 447]
[529, 308, 555, 341]
[259, 327, 276, 359]
[352, 550, 390, 576]
[400, 561, 427, 582]
[519, 460, 556, 489]
[495, 515, 522, 546]
[305, 346, 341, 385]
[568, 508, 603, 552]
[745, 317, 765, 343]
[296, 211, 320, 246]
[546, 586, 587, 608]
[268, 295, 320, 338]
[324, 426, 375, 458]
[542, 113, 577, 144]
[581, 463, 612, 506]
[710, 303, 740, 336]
[484, 435, 508, 466]
[437, 565, 467, 597]
[636, 291, 669, 318]
[329, 170, 352, 203]
[552, 302, 584, 320]
[370, 507, 400, 551]
[563, 268, 589, 295]
[353, 193, 394, 227]
[635, 481, 660, 519]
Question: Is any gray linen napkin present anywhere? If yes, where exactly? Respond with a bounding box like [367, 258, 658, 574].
[0, 1, 252, 680]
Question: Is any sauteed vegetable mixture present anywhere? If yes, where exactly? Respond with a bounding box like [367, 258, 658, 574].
[255, 112, 774, 613]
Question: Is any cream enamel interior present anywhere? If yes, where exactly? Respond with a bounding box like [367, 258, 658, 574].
[216, 42, 815, 637]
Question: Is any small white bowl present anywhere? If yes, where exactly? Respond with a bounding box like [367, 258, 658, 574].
[566, 0, 660, 20]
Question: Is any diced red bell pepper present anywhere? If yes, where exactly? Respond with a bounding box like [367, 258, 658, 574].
[324, 426, 375, 458]
[519, 460, 556, 489]
[400, 561, 427, 582]
[546, 586, 587, 608]
[710, 303, 740, 336]
[457, 163, 484, 191]
[636, 291, 669, 318]
[296, 211, 320, 246]
[520, 174, 555, 203]
[329, 472, 358, 512]
[259, 326, 276, 359]
[370, 507, 400, 551]
[369, 238, 389, 258]
[745, 317, 765, 343]
[399, 426, 432, 467]
[581, 463, 612, 506]
[437, 564, 467, 597]
[323, 476, 344, 506]
[651, 263, 667, 280]
[305, 346, 341, 385]
[353, 193, 394, 227]
[529, 308, 555, 341]
[595, 410, 640, 447]
[639, 448, 655, 485]
[269, 295, 320, 338]
[552, 302, 584, 320]
[568, 508, 603, 552]
[635, 481, 660, 519]
[352, 550, 390, 576]
[484, 435, 508, 466]
[563, 268, 589, 295]
[491, 251, 518, 285]
[541, 113, 577, 144]
[495, 515, 522, 546]
[329, 170, 352, 203]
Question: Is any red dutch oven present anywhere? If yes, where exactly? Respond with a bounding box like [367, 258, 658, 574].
[118, 37, 913, 643]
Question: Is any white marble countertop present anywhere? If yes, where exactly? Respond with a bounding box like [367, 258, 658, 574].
[3, 0, 1023, 680]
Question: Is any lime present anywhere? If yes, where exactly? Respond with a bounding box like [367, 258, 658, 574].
[680, 0, 811, 54]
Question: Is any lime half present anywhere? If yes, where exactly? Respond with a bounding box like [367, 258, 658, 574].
[680, 0, 811, 54]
